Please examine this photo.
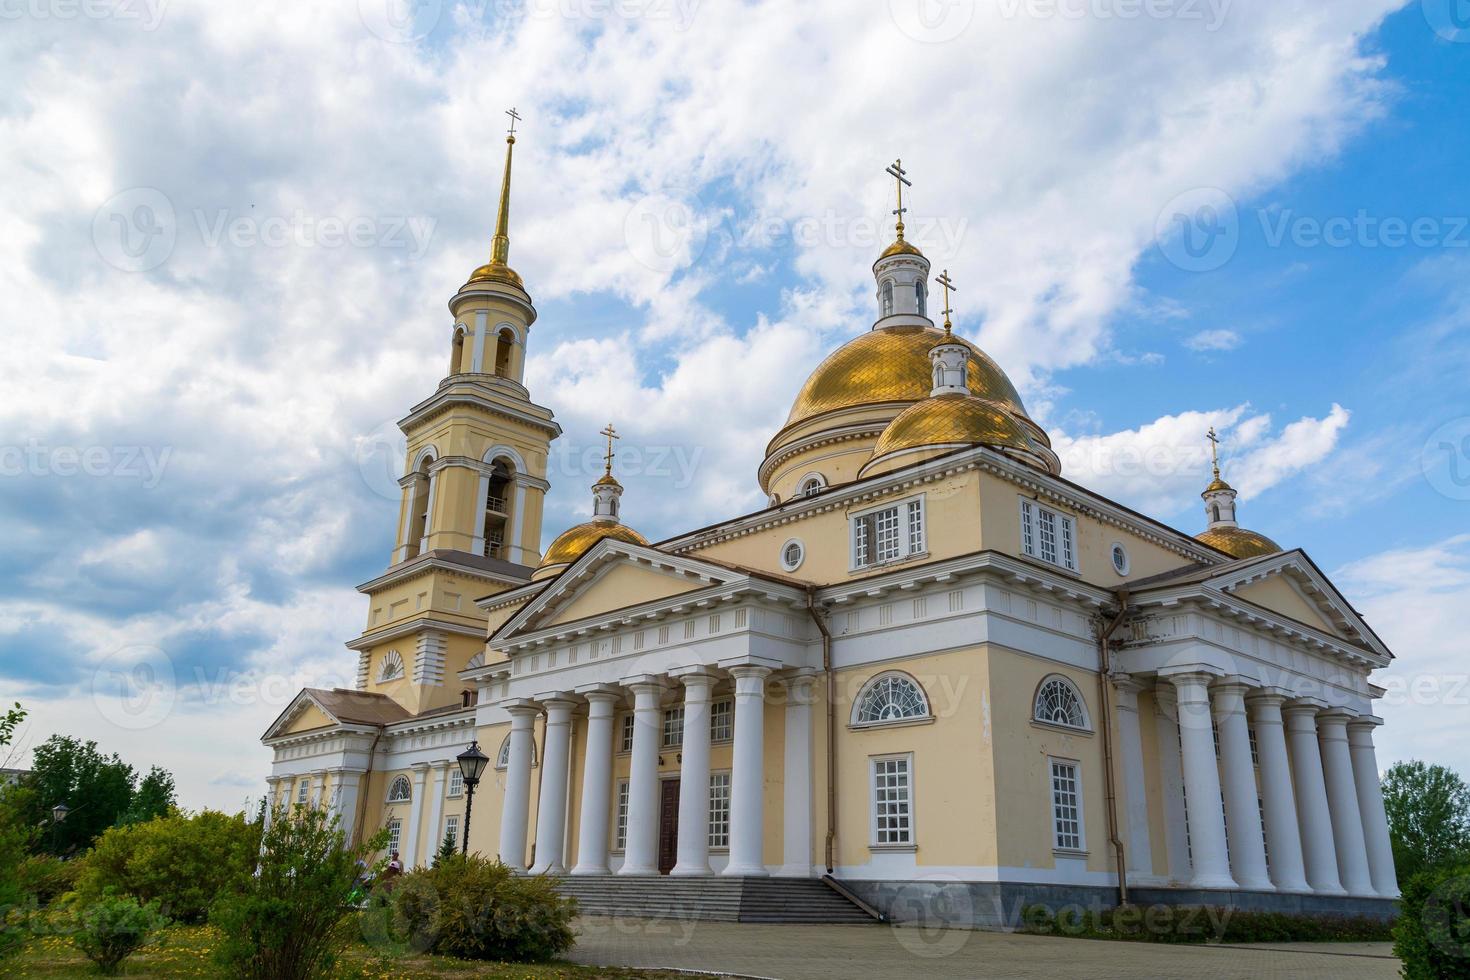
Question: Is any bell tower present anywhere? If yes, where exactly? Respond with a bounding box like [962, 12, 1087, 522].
[351, 108, 561, 715]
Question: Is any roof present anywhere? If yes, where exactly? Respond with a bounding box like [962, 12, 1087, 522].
[302, 688, 413, 727]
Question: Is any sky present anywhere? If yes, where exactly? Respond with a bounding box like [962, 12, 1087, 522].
[1, 0, 1466, 812]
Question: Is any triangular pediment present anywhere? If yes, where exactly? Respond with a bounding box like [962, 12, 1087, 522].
[544, 562, 709, 627]
[261, 687, 413, 741]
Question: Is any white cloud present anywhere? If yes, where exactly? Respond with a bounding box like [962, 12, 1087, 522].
[1184, 328, 1242, 351]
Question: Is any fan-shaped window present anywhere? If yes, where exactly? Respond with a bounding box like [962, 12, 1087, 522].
[495, 733, 537, 770]
[852, 672, 931, 726]
[378, 649, 405, 682]
[386, 775, 412, 803]
[1033, 676, 1089, 730]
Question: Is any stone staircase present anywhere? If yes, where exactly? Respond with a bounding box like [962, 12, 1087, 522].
[554, 875, 881, 925]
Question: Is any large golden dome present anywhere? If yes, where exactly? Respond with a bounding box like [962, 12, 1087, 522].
[784, 325, 1030, 429]
[534, 520, 649, 579]
[869, 392, 1034, 462]
[1195, 525, 1281, 560]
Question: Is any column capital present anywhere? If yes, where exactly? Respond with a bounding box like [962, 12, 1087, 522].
[1347, 714, 1384, 735]
[782, 669, 819, 704]
[1211, 675, 1258, 699]
[1282, 697, 1328, 720]
[430, 759, 453, 771]
[725, 663, 775, 681]
[410, 761, 432, 773]
[1316, 707, 1356, 735]
[1110, 672, 1147, 695]
[576, 685, 623, 709]
[670, 666, 721, 687]
[1245, 686, 1292, 709]
[536, 695, 579, 715]
[620, 673, 671, 696]
[499, 698, 542, 717]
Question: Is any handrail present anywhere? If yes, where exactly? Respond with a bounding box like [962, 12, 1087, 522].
[821, 874, 886, 922]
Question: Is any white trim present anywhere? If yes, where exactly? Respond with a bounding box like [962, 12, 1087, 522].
[796, 472, 828, 497]
[849, 491, 926, 571]
[1019, 496, 1078, 573]
[780, 538, 806, 572]
[386, 774, 413, 804]
[1109, 541, 1131, 577]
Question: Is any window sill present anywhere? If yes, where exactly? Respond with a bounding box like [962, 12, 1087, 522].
[849, 551, 930, 575]
[1029, 720, 1093, 738]
[1052, 848, 1089, 859]
[869, 843, 918, 853]
[848, 716, 935, 732]
[1016, 554, 1082, 579]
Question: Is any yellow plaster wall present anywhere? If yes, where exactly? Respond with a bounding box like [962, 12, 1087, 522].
[280, 702, 334, 735]
[544, 564, 705, 628]
[1232, 577, 1339, 635]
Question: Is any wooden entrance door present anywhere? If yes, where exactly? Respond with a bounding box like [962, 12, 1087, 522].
[657, 778, 680, 874]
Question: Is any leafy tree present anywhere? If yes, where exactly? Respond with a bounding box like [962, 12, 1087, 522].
[77, 810, 260, 923]
[1392, 860, 1470, 979]
[71, 893, 169, 976]
[0, 702, 24, 762]
[210, 804, 388, 980]
[20, 736, 137, 856]
[1382, 760, 1470, 885]
[117, 767, 175, 826]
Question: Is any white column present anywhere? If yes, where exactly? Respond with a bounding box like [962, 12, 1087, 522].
[425, 762, 449, 861]
[780, 670, 816, 877]
[1111, 676, 1153, 878]
[1247, 692, 1310, 893]
[572, 690, 619, 875]
[723, 665, 771, 877]
[263, 777, 281, 830]
[1213, 681, 1272, 890]
[509, 484, 528, 565]
[672, 671, 717, 876]
[470, 311, 488, 372]
[619, 678, 665, 875]
[1318, 708, 1375, 896]
[1283, 701, 1345, 895]
[402, 764, 429, 868]
[1152, 687, 1192, 883]
[311, 769, 327, 808]
[1165, 671, 1235, 889]
[498, 704, 538, 871]
[1347, 716, 1399, 898]
[470, 472, 491, 556]
[530, 698, 576, 875]
[333, 770, 363, 844]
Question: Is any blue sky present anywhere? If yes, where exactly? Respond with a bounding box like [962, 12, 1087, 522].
[1, 1, 1466, 809]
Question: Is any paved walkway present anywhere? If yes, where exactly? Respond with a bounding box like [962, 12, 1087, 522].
[568, 916, 1399, 980]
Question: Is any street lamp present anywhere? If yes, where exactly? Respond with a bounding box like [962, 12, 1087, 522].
[455, 741, 489, 856]
[50, 803, 70, 854]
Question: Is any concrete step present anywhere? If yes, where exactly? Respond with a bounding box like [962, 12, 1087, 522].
[552, 875, 880, 924]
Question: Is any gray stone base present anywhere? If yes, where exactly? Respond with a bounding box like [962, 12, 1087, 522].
[838, 879, 1399, 932]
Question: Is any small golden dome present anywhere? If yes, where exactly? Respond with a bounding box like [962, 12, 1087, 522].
[1203, 475, 1233, 494]
[783, 325, 1030, 429]
[535, 520, 649, 577]
[878, 237, 925, 260]
[870, 392, 1034, 462]
[465, 261, 523, 288]
[593, 472, 622, 488]
[1195, 525, 1281, 560]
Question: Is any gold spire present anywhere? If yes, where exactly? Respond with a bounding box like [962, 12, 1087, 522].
[879, 159, 924, 259]
[467, 107, 525, 288]
[1204, 426, 1232, 493]
[935, 269, 957, 337]
[594, 422, 621, 487]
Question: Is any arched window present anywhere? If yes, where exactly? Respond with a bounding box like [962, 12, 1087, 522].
[797, 474, 826, 498]
[915, 280, 927, 317]
[852, 672, 931, 726]
[386, 775, 412, 803]
[495, 733, 537, 770]
[1033, 676, 1089, 730]
[1209, 503, 1220, 523]
[881, 280, 894, 317]
[449, 326, 467, 377]
[494, 327, 515, 378]
[378, 649, 405, 682]
[483, 459, 513, 559]
[405, 449, 436, 559]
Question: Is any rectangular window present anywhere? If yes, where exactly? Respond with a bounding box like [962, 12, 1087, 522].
[871, 755, 914, 846]
[1020, 499, 1078, 572]
[296, 780, 308, 805]
[386, 818, 402, 854]
[614, 780, 630, 850]
[619, 714, 635, 753]
[1249, 727, 1260, 767]
[1050, 760, 1083, 851]
[444, 814, 459, 849]
[708, 772, 731, 848]
[448, 769, 463, 797]
[851, 495, 926, 569]
[709, 699, 733, 742]
[662, 706, 685, 748]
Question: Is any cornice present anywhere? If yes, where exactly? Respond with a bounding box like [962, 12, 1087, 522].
[399, 388, 561, 440]
[356, 553, 532, 595]
[345, 615, 487, 652]
[427, 455, 551, 492]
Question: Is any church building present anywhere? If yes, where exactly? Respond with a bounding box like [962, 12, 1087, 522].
[262, 125, 1400, 926]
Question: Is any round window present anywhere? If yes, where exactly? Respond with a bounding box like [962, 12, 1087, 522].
[1110, 543, 1131, 576]
[780, 538, 805, 572]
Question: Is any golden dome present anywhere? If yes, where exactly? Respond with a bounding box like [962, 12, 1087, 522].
[1203, 476, 1232, 494]
[593, 472, 622, 488]
[465, 261, 523, 288]
[535, 520, 649, 576]
[870, 392, 1033, 461]
[878, 237, 925, 259]
[1195, 525, 1281, 560]
[783, 325, 1030, 429]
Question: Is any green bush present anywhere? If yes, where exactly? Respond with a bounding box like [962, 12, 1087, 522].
[71, 893, 169, 975]
[1394, 862, 1470, 979]
[76, 809, 260, 923]
[209, 804, 387, 980]
[388, 854, 575, 962]
[18, 854, 81, 907]
[0, 805, 32, 959]
[1020, 902, 1394, 944]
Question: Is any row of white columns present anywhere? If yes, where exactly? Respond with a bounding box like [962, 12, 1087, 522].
[498, 666, 816, 877]
[1128, 671, 1397, 898]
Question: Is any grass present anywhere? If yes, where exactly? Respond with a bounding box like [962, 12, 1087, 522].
[7, 924, 711, 979]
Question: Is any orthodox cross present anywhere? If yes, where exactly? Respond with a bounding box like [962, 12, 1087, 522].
[1206, 426, 1222, 478]
[600, 422, 620, 476]
[885, 158, 911, 239]
[936, 269, 957, 335]
[505, 106, 521, 139]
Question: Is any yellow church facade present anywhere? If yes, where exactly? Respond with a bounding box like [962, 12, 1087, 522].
[262, 134, 1399, 925]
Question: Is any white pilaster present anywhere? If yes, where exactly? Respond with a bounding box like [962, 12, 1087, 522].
[509, 484, 528, 565]
[470, 472, 491, 556]
[470, 310, 488, 372]
[1152, 687, 1192, 883]
[530, 698, 576, 875]
[1283, 701, 1346, 895]
[1347, 716, 1399, 898]
[619, 678, 665, 875]
[1318, 709, 1375, 897]
[1247, 691, 1310, 893]
[498, 703, 538, 871]
[723, 665, 771, 877]
[672, 671, 717, 876]
[1213, 681, 1272, 891]
[263, 777, 282, 831]
[333, 770, 363, 844]
[426, 762, 450, 861]
[311, 769, 327, 808]
[403, 763, 429, 868]
[1110, 677, 1153, 877]
[1165, 670, 1235, 889]
[572, 690, 620, 875]
[780, 671, 816, 877]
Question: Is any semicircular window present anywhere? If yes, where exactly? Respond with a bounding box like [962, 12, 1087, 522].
[1033, 676, 1089, 730]
[854, 672, 930, 726]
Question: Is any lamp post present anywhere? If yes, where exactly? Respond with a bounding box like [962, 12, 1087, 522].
[50, 803, 70, 855]
[455, 741, 489, 856]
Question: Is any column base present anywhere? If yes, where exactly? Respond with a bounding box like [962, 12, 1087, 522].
[1187, 874, 1239, 890]
[529, 862, 566, 876]
[569, 864, 610, 876]
[1234, 876, 1276, 892]
[1308, 881, 1348, 896]
[617, 864, 660, 876]
[721, 863, 769, 877]
[1270, 880, 1314, 895]
[670, 863, 713, 876]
